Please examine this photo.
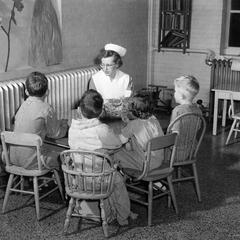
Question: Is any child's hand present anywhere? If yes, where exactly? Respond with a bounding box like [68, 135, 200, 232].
[121, 112, 129, 123]
[125, 142, 133, 151]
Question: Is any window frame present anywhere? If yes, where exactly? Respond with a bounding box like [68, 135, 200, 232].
[221, 0, 240, 55]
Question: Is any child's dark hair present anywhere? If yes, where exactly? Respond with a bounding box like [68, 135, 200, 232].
[128, 96, 152, 119]
[25, 71, 48, 97]
[79, 89, 103, 119]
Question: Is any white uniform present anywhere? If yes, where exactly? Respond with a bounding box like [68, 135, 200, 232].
[92, 69, 132, 100]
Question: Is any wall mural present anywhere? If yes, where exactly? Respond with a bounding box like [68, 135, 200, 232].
[28, 0, 62, 67]
[0, 0, 62, 73]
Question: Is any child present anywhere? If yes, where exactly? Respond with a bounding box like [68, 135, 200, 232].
[68, 89, 137, 226]
[170, 75, 202, 123]
[168, 75, 202, 161]
[114, 96, 164, 171]
[11, 71, 68, 170]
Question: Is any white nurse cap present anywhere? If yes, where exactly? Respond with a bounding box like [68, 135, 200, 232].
[104, 43, 127, 57]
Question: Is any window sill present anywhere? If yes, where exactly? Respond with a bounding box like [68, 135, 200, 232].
[222, 47, 240, 56]
[156, 47, 209, 55]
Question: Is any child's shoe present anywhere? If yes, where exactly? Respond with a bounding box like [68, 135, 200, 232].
[153, 181, 167, 191]
[129, 211, 138, 220]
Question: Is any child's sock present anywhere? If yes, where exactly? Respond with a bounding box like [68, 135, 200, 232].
[72, 200, 81, 215]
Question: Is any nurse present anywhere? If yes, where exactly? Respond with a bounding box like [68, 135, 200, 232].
[89, 43, 133, 101]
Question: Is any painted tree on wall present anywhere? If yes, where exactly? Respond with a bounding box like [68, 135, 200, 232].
[0, 0, 24, 72]
[28, 0, 62, 67]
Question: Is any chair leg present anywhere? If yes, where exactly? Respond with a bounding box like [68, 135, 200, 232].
[20, 176, 24, 192]
[167, 192, 171, 209]
[177, 167, 181, 187]
[53, 170, 65, 201]
[33, 176, 40, 220]
[100, 199, 109, 238]
[148, 181, 153, 226]
[167, 175, 178, 214]
[226, 119, 237, 145]
[2, 173, 14, 213]
[192, 163, 201, 202]
[177, 167, 181, 179]
[234, 121, 240, 139]
[63, 197, 75, 235]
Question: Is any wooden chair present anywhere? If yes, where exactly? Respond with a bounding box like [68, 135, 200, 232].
[167, 112, 206, 202]
[60, 150, 116, 238]
[225, 94, 240, 145]
[0, 144, 7, 189]
[1, 131, 65, 220]
[123, 132, 178, 226]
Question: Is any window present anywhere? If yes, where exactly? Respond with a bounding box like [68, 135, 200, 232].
[158, 0, 192, 53]
[221, 0, 240, 55]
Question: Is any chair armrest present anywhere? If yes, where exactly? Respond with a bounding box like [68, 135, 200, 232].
[95, 147, 123, 168]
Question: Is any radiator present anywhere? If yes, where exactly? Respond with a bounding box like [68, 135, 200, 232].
[209, 59, 240, 119]
[0, 66, 99, 131]
[210, 59, 240, 91]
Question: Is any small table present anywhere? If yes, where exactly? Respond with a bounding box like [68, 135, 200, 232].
[212, 89, 240, 135]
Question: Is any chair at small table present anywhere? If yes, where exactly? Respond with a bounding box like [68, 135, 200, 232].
[225, 93, 240, 145]
[0, 144, 7, 188]
[1, 131, 65, 220]
[123, 132, 178, 226]
[60, 150, 116, 238]
[167, 112, 206, 202]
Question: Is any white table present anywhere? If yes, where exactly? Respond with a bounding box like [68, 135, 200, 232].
[212, 89, 240, 135]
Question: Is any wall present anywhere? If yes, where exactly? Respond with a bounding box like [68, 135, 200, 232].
[0, 0, 148, 90]
[152, 0, 223, 106]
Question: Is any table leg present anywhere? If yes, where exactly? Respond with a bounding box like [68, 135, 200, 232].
[222, 99, 227, 127]
[213, 93, 218, 135]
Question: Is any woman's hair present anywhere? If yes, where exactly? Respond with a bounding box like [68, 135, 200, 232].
[128, 96, 152, 119]
[174, 75, 199, 101]
[79, 89, 103, 119]
[25, 71, 48, 97]
[94, 49, 123, 67]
